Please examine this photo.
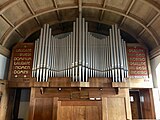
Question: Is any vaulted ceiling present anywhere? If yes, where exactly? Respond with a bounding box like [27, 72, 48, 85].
[0, 0, 160, 57]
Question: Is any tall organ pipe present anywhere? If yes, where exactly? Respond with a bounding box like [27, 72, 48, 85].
[32, 40, 38, 78]
[82, 18, 85, 82]
[72, 22, 76, 81]
[124, 41, 128, 78]
[114, 25, 120, 82]
[32, 20, 129, 82]
[85, 22, 88, 82]
[118, 29, 124, 81]
[45, 28, 52, 81]
[43, 25, 49, 82]
[109, 29, 115, 82]
[75, 18, 79, 81]
[36, 28, 44, 82]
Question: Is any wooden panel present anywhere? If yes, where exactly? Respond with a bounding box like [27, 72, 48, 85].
[3, 1, 31, 25]
[86, 106, 101, 120]
[57, 103, 72, 120]
[102, 88, 131, 120]
[112, 78, 153, 88]
[8, 43, 34, 82]
[107, 97, 126, 120]
[130, 0, 157, 23]
[130, 91, 142, 119]
[127, 45, 149, 79]
[33, 98, 53, 120]
[73, 106, 85, 120]
[0, 16, 10, 40]
[28, 0, 54, 12]
[57, 101, 101, 120]
[140, 89, 156, 119]
[83, 0, 103, 6]
[29, 88, 132, 120]
[106, 0, 132, 11]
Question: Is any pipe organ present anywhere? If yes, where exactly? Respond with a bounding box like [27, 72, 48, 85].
[32, 17, 128, 82]
[6, 15, 154, 120]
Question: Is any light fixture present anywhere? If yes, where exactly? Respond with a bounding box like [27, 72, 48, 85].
[130, 96, 134, 102]
[140, 96, 144, 102]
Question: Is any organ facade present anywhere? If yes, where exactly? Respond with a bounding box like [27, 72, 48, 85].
[7, 16, 154, 120]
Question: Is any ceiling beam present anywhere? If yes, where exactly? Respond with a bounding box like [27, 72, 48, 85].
[150, 46, 160, 59]
[24, 0, 41, 26]
[0, 14, 24, 38]
[1, 6, 78, 46]
[140, 0, 160, 13]
[83, 5, 159, 45]
[0, 0, 23, 14]
[99, 0, 107, 21]
[0, 45, 10, 58]
[1, 4, 159, 47]
[52, 0, 64, 30]
[138, 13, 160, 36]
[120, 0, 136, 26]
[52, 0, 62, 20]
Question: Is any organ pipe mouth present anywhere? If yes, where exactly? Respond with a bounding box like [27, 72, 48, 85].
[32, 16, 128, 82]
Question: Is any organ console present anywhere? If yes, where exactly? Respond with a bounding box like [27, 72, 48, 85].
[32, 16, 128, 82]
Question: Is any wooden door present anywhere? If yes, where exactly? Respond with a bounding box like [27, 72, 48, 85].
[57, 101, 102, 120]
[32, 98, 53, 120]
[130, 91, 142, 119]
[102, 97, 127, 120]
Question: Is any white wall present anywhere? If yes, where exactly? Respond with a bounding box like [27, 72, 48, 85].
[18, 89, 30, 120]
[152, 88, 160, 119]
[150, 55, 160, 119]
[151, 55, 160, 87]
[0, 54, 9, 80]
[18, 102, 29, 120]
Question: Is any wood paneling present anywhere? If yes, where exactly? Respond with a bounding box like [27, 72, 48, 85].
[0, 80, 16, 120]
[130, 91, 142, 119]
[29, 87, 132, 120]
[57, 101, 101, 120]
[33, 98, 53, 120]
[112, 78, 153, 88]
[102, 97, 127, 120]
[140, 89, 155, 119]
[8, 77, 112, 88]
[102, 88, 132, 120]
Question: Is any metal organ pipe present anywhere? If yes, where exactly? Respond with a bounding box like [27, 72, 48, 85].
[114, 25, 120, 82]
[32, 39, 38, 78]
[124, 40, 128, 78]
[72, 22, 76, 82]
[82, 18, 85, 82]
[85, 22, 88, 82]
[109, 29, 114, 82]
[32, 19, 128, 82]
[118, 29, 124, 82]
[36, 28, 44, 82]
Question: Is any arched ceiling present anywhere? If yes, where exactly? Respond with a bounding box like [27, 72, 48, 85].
[1, 0, 160, 57]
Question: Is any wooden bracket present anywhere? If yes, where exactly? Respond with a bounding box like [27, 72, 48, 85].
[115, 87, 120, 94]
[40, 87, 44, 94]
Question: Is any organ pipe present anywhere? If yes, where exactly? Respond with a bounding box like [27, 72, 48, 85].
[32, 16, 128, 82]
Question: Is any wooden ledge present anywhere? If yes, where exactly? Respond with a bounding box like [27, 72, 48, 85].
[8, 77, 113, 88]
[0, 80, 7, 85]
[112, 78, 153, 88]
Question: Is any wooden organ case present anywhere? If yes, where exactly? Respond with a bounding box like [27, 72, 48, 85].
[7, 17, 154, 120]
